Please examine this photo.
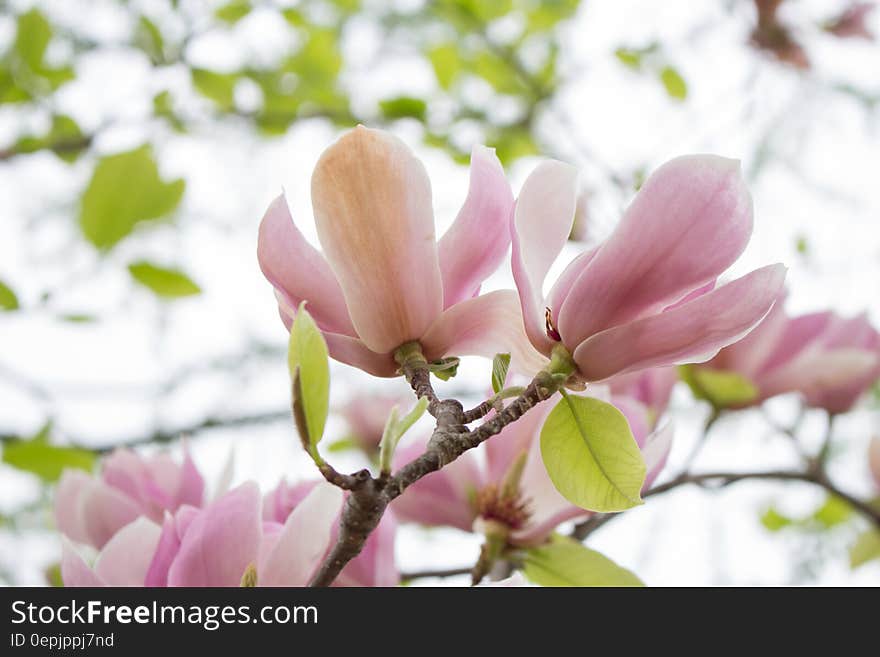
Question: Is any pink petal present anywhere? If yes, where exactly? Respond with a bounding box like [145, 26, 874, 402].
[511, 160, 579, 354]
[607, 367, 678, 419]
[756, 311, 832, 375]
[145, 513, 181, 587]
[276, 289, 398, 376]
[438, 146, 513, 308]
[512, 428, 588, 546]
[546, 248, 598, 316]
[642, 423, 674, 488]
[80, 480, 143, 549]
[335, 512, 399, 587]
[258, 194, 355, 336]
[94, 517, 162, 586]
[259, 482, 343, 586]
[311, 126, 443, 353]
[573, 264, 787, 382]
[485, 397, 553, 484]
[420, 289, 548, 377]
[175, 447, 205, 509]
[391, 439, 484, 532]
[61, 538, 105, 587]
[54, 470, 93, 545]
[167, 482, 262, 587]
[558, 156, 754, 348]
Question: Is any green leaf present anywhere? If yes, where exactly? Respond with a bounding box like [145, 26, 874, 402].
[288, 303, 330, 451]
[491, 353, 511, 394]
[428, 43, 462, 89]
[850, 528, 880, 568]
[15, 9, 51, 71]
[523, 537, 644, 587]
[760, 507, 792, 532]
[678, 365, 758, 408]
[379, 96, 427, 121]
[2, 425, 96, 483]
[215, 1, 252, 24]
[812, 495, 853, 528]
[428, 356, 460, 381]
[191, 68, 239, 110]
[614, 48, 642, 69]
[379, 397, 429, 474]
[540, 394, 646, 512]
[134, 16, 165, 64]
[79, 145, 185, 250]
[0, 280, 19, 311]
[659, 66, 687, 100]
[127, 261, 201, 298]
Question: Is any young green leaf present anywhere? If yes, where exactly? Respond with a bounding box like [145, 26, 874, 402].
[288, 303, 330, 452]
[491, 353, 511, 394]
[850, 528, 880, 568]
[540, 394, 646, 512]
[760, 507, 793, 532]
[428, 357, 460, 381]
[679, 365, 758, 408]
[215, 1, 252, 24]
[128, 261, 201, 298]
[79, 145, 185, 250]
[0, 280, 20, 311]
[660, 66, 688, 100]
[191, 68, 239, 110]
[379, 96, 427, 121]
[378, 397, 429, 474]
[523, 537, 644, 586]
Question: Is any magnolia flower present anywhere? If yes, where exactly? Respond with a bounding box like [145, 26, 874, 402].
[511, 154, 786, 383]
[825, 3, 875, 40]
[63, 482, 345, 587]
[264, 479, 399, 587]
[258, 126, 542, 377]
[55, 448, 203, 549]
[607, 367, 678, 422]
[340, 392, 410, 452]
[391, 392, 672, 545]
[701, 297, 880, 413]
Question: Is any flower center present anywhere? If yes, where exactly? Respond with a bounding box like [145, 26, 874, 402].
[545, 307, 562, 341]
[475, 484, 530, 530]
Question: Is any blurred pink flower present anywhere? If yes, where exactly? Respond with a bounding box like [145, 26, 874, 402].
[825, 3, 875, 40]
[64, 481, 344, 587]
[55, 448, 204, 550]
[340, 393, 408, 452]
[511, 155, 786, 382]
[703, 297, 880, 413]
[391, 392, 672, 545]
[259, 126, 542, 377]
[264, 479, 399, 587]
[607, 367, 678, 422]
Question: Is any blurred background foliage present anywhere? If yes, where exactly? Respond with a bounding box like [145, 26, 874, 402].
[1, 0, 879, 585]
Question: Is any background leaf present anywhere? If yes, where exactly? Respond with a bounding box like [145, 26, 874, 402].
[491, 353, 511, 394]
[127, 262, 201, 298]
[79, 146, 185, 250]
[0, 280, 19, 311]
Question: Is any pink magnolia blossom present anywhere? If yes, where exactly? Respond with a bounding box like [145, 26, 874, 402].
[54, 448, 204, 549]
[63, 482, 345, 587]
[264, 479, 399, 587]
[391, 392, 672, 545]
[607, 367, 678, 422]
[825, 3, 875, 40]
[258, 126, 543, 377]
[511, 154, 786, 383]
[340, 392, 409, 452]
[701, 297, 880, 413]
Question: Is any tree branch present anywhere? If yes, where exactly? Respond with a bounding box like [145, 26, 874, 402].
[308, 366, 560, 586]
[572, 468, 880, 540]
